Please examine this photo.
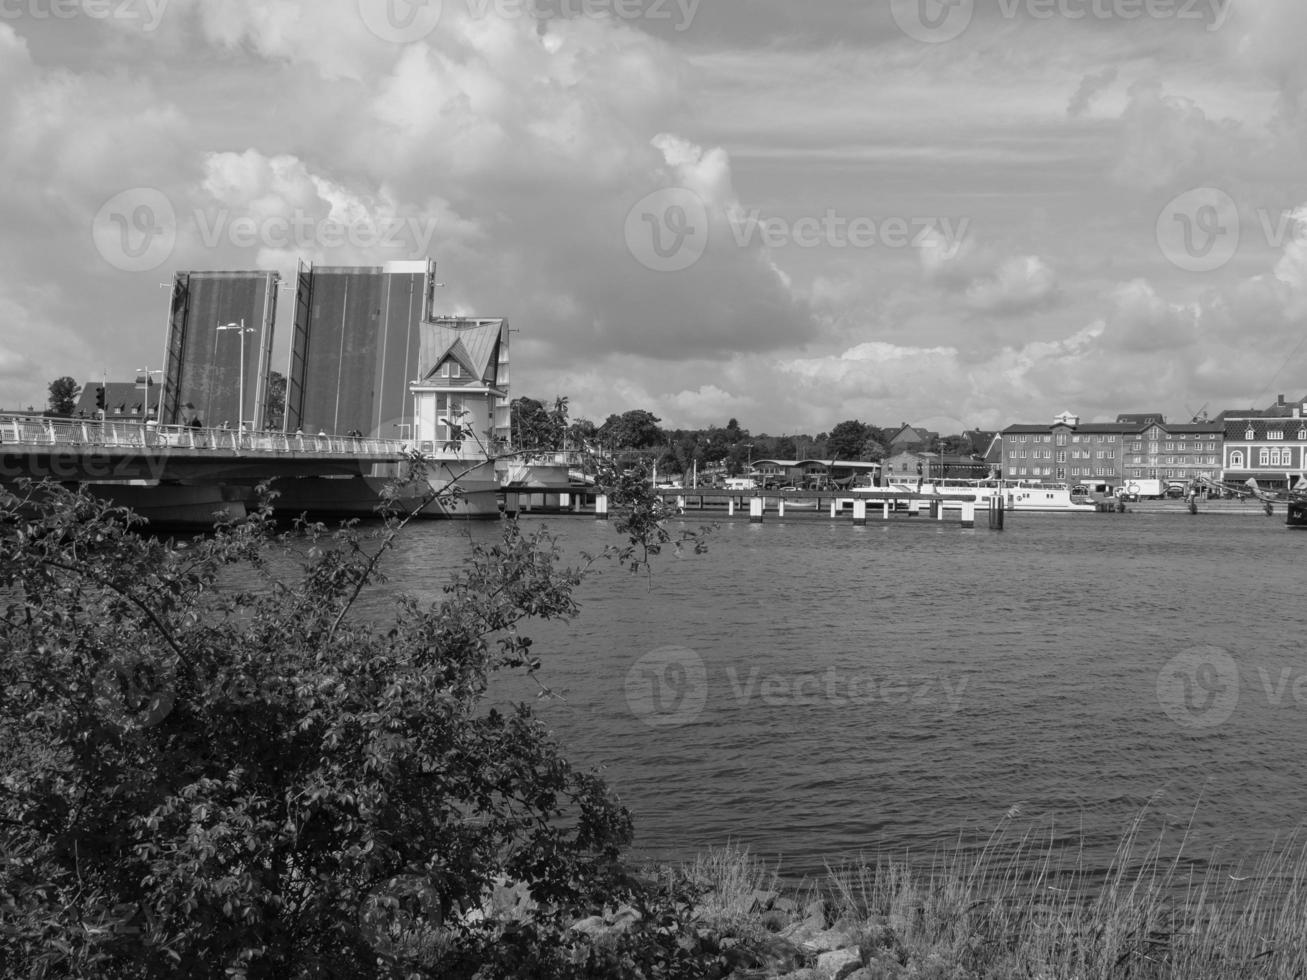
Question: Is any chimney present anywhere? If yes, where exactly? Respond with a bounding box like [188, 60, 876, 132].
[1278, 394, 1286, 406]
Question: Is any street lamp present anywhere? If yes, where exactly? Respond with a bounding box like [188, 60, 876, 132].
[216, 320, 255, 430]
[135, 366, 163, 419]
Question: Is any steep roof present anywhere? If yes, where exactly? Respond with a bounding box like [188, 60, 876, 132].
[73, 379, 156, 417]
[418, 319, 504, 381]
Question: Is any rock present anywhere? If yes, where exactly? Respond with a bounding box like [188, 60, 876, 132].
[815, 947, 862, 980]
[779, 918, 824, 947]
[802, 927, 857, 953]
[803, 899, 829, 926]
[609, 904, 641, 934]
[775, 971, 820, 980]
[759, 909, 790, 933]
[723, 935, 806, 976]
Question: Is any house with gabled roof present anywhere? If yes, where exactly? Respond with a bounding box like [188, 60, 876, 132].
[886, 422, 938, 453]
[73, 378, 158, 421]
[410, 317, 511, 458]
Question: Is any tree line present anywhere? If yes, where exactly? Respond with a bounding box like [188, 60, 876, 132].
[511, 397, 983, 477]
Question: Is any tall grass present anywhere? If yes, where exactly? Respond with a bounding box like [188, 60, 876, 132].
[695, 808, 1307, 978]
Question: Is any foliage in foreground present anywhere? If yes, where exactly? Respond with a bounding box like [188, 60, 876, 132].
[0, 474, 719, 978]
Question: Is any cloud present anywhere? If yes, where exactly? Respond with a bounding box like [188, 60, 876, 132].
[966, 256, 1058, 314]
[1109, 78, 1233, 191]
[1067, 67, 1118, 118]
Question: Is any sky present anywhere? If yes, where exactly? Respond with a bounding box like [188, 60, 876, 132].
[2, 0, 1306, 435]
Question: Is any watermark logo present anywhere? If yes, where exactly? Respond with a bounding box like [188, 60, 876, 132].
[91, 186, 442, 273]
[93, 651, 175, 729]
[1157, 645, 1239, 729]
[465, 0, 701, 32]
[624, 187, 710, 273]
[892, 0, 1228, 42]
[1158, 189, 1307, 273]
[890, 0, 975, 43]
[0, 0, 171, 32]
[727, 210, 970, 253]
[357, 0, 444, 44]
[1156, 187, 1240, 273]
[92, 187, 177, 274]
[625, 645, 708, 728]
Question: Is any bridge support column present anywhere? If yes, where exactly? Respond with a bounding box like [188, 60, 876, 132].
[853, 499, 867, 526]
[749, 497, 763, 524]
[595, 494, 609, 520]
[961, 501, 975, 528]
[829, 500, 837, 519]
[677, 495, 686, 513]
[883, 500, 891, 519]
[727, 498, 735, 517]
[777, 499, 785, 518]
[934, 500, 944, 521]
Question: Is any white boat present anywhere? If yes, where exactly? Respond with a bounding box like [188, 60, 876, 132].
[874, 480, 1097, 513]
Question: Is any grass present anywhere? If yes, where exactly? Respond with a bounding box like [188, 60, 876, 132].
[688, 806, 1307, 979]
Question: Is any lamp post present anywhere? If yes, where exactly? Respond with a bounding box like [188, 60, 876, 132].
[216, 320, 254, 430]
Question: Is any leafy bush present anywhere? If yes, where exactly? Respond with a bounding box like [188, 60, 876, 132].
[0, 469, 712, 978]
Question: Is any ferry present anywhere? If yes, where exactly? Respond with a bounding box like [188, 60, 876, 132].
[871, 479, 1098, 513]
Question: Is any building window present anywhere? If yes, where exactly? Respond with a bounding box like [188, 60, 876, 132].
[1056, 451, 1066, 463]
[1230, 450, 1244, 469]
[1269, 429, 1284, 440]
[1245, 427, 1255, 440]
[1056, 433, 1067, 445]
[1260, 449, 1270, 467]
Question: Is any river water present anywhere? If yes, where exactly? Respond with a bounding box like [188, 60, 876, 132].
[376, 510, 1307, 881]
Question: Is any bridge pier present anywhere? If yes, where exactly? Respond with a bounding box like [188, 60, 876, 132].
[749, 497, 763, 523]
[595, 494, 609, 520]
[853, 499, 867, 526]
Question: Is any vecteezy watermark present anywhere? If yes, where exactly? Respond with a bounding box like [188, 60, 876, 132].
[93, 651, 175, 730]
[624, 187, 711, 273]
[1156, 188, 1307, 274]
[727, 209, 970, 254]
[1157, 646, 1307, 729]
[1155, 187, 1241, 273]
[890, 0, 1228, 43]
[466, 0, 701, 32]
[1157, 645, 1239, 729]
[0, 0, 170, 31]
[358, 0, 701, 42]
[723, 666, 970, 712]
[625, 646, 709, 728]
[91, 187, 442, 273]
[624, 646, 970, 729]
[357, 0, 444, 43]
[623, 187, 969, 273]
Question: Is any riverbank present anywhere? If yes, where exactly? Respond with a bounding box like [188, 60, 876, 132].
[657, 821, 1307, 979]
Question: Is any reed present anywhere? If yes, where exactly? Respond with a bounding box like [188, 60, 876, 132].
[692, 807, 1307, 978]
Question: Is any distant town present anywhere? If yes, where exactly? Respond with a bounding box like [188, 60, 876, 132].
[15, 378, 1307, 495]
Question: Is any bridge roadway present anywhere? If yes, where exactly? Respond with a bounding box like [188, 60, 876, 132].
[0, 415, 408, 483]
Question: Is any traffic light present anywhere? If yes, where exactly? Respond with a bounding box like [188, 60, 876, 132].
[95, 385, 106, 410]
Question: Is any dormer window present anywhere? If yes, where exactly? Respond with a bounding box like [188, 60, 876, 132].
[1269, 429, 1285, 441]
[1298, 428, 1307, 440]
[1245, 427, 1255, 440]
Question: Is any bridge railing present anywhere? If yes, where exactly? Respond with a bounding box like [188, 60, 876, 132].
[0, 416, 407, 456]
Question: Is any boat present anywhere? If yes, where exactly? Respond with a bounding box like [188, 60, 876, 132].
[870, 479, 1097, 513]
[1193, 476, 1307, 529]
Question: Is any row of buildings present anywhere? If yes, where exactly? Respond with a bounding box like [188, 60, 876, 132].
[884, 398, 1307, 492]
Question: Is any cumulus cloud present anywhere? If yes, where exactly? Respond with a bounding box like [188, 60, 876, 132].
[1109, 79, 1232, 191]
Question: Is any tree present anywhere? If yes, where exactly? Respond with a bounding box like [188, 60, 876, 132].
[47, 376, 80, 417]
[0, 468, 716, 978]
[598, 410, 664, 451]
[826, 420, 871, 461]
